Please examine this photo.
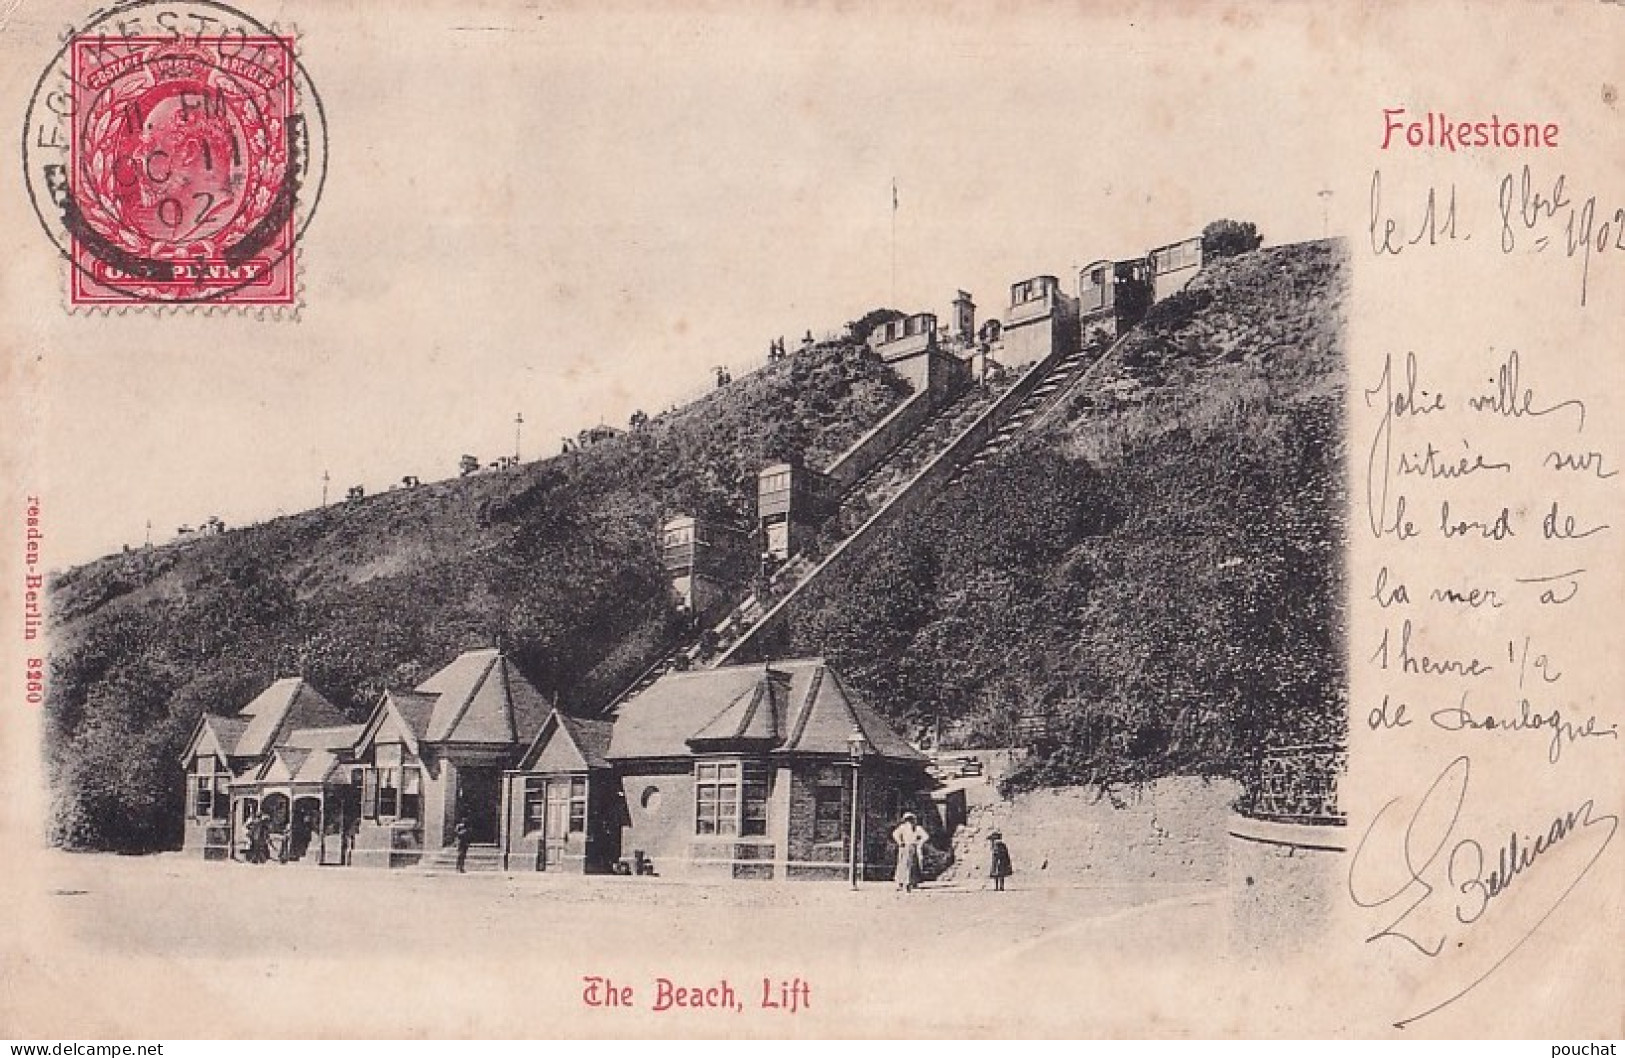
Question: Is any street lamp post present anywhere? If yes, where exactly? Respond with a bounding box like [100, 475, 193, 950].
[848, 727, 869, 889]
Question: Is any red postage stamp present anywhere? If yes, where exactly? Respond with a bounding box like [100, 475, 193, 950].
[23, 1, 326, 310]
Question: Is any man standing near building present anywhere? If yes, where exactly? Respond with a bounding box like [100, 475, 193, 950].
[454, 815, 473, 873]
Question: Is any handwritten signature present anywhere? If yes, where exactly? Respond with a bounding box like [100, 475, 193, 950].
[1348, 756, 1617, 1027]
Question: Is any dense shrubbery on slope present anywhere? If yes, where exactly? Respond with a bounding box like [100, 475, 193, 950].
[785, 241, 1348, 795]
[48, 239, 1348, 849]
[47, 341, 910, 852]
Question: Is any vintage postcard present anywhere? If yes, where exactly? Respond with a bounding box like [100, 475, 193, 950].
[0, 0, 1620, 1040]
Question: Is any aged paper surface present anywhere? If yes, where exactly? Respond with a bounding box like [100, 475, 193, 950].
[1, 0, 1620, 1039]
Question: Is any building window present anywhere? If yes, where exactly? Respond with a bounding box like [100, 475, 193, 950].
[528, 776, 589, 839]
[695, 761, 768, 838]
[401, 767, 422, 821]
[376, 768, 399, 818]
[524, 777, 546, 834]
[742, 769, 768, 837]
[813, 783, 844, 844]
[695, 761, 739, 836]
[569, 777, 588, 834]
[193, 774, 213, 819]
[194, 759, 229, 819]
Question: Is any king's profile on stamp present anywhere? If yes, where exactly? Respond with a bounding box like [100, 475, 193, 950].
[21, 0, 326, 309]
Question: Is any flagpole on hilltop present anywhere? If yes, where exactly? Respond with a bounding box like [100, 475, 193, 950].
[890, 178, 898, 306]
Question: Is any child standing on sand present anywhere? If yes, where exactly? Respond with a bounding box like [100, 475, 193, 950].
[988, 831, 1013, 892]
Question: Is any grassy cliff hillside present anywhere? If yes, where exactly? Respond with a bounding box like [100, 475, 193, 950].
[48, 240, 1348, 852]
[47, 340, 910, 852]
[784, 240, 1348, 797]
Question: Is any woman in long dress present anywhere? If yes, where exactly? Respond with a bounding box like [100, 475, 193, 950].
[891, 812, 927, 891]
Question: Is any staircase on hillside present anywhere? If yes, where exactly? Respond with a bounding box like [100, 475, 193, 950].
[599, 374, 1018, 715]
[710, 338, 1123, 668]
[834, 382, 1005, 535]
[1012, 332, 1132, 440]
[948, 341, 1104, 483]
[602, 331, 1124, 711]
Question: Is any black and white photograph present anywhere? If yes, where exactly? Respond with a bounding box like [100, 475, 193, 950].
[1, 0, 1619, 1041]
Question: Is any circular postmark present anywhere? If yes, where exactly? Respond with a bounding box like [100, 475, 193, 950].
[21, 0, 327, 307]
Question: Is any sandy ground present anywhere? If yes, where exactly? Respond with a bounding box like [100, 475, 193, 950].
[4, 850, 1265, 1038]
[5, 842, 1597, 1038]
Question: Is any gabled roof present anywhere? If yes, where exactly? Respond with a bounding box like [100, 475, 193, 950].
[605, 658, 926, 763]
[247, 743, 344, 786]
[178, 677, 346, 766]
[353, 650, 551, 757]
[606, 665, 765, 760]
[356, 690, 439, 756]
[785, 666, 922, 760]
[517, 710, 614, 772]
[290, 748, 344, 784]
[414, 648, 551, 745]
[252, 746, 306, 783]
[688, 671, 790, 745]
[234, 678, 350, 759]
[560, 714, 613, 768]
[237, 723, 364, 787]
[181, 714, 250, 766]
[282, 724, 365, 751]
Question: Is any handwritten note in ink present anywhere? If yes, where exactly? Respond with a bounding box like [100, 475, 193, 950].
[1349, 88, 1623, 1035]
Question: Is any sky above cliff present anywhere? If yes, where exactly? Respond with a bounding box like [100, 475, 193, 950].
[13, 3, 1360, 566]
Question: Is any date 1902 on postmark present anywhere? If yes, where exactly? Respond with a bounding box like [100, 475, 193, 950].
[22, 0, 327, 309]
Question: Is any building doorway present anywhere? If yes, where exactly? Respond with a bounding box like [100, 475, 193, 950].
[456, 766, 501, 845]
[261, 792, 290, 862]
[536, 775, 586, 871]
[289, 796, 321, 861]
